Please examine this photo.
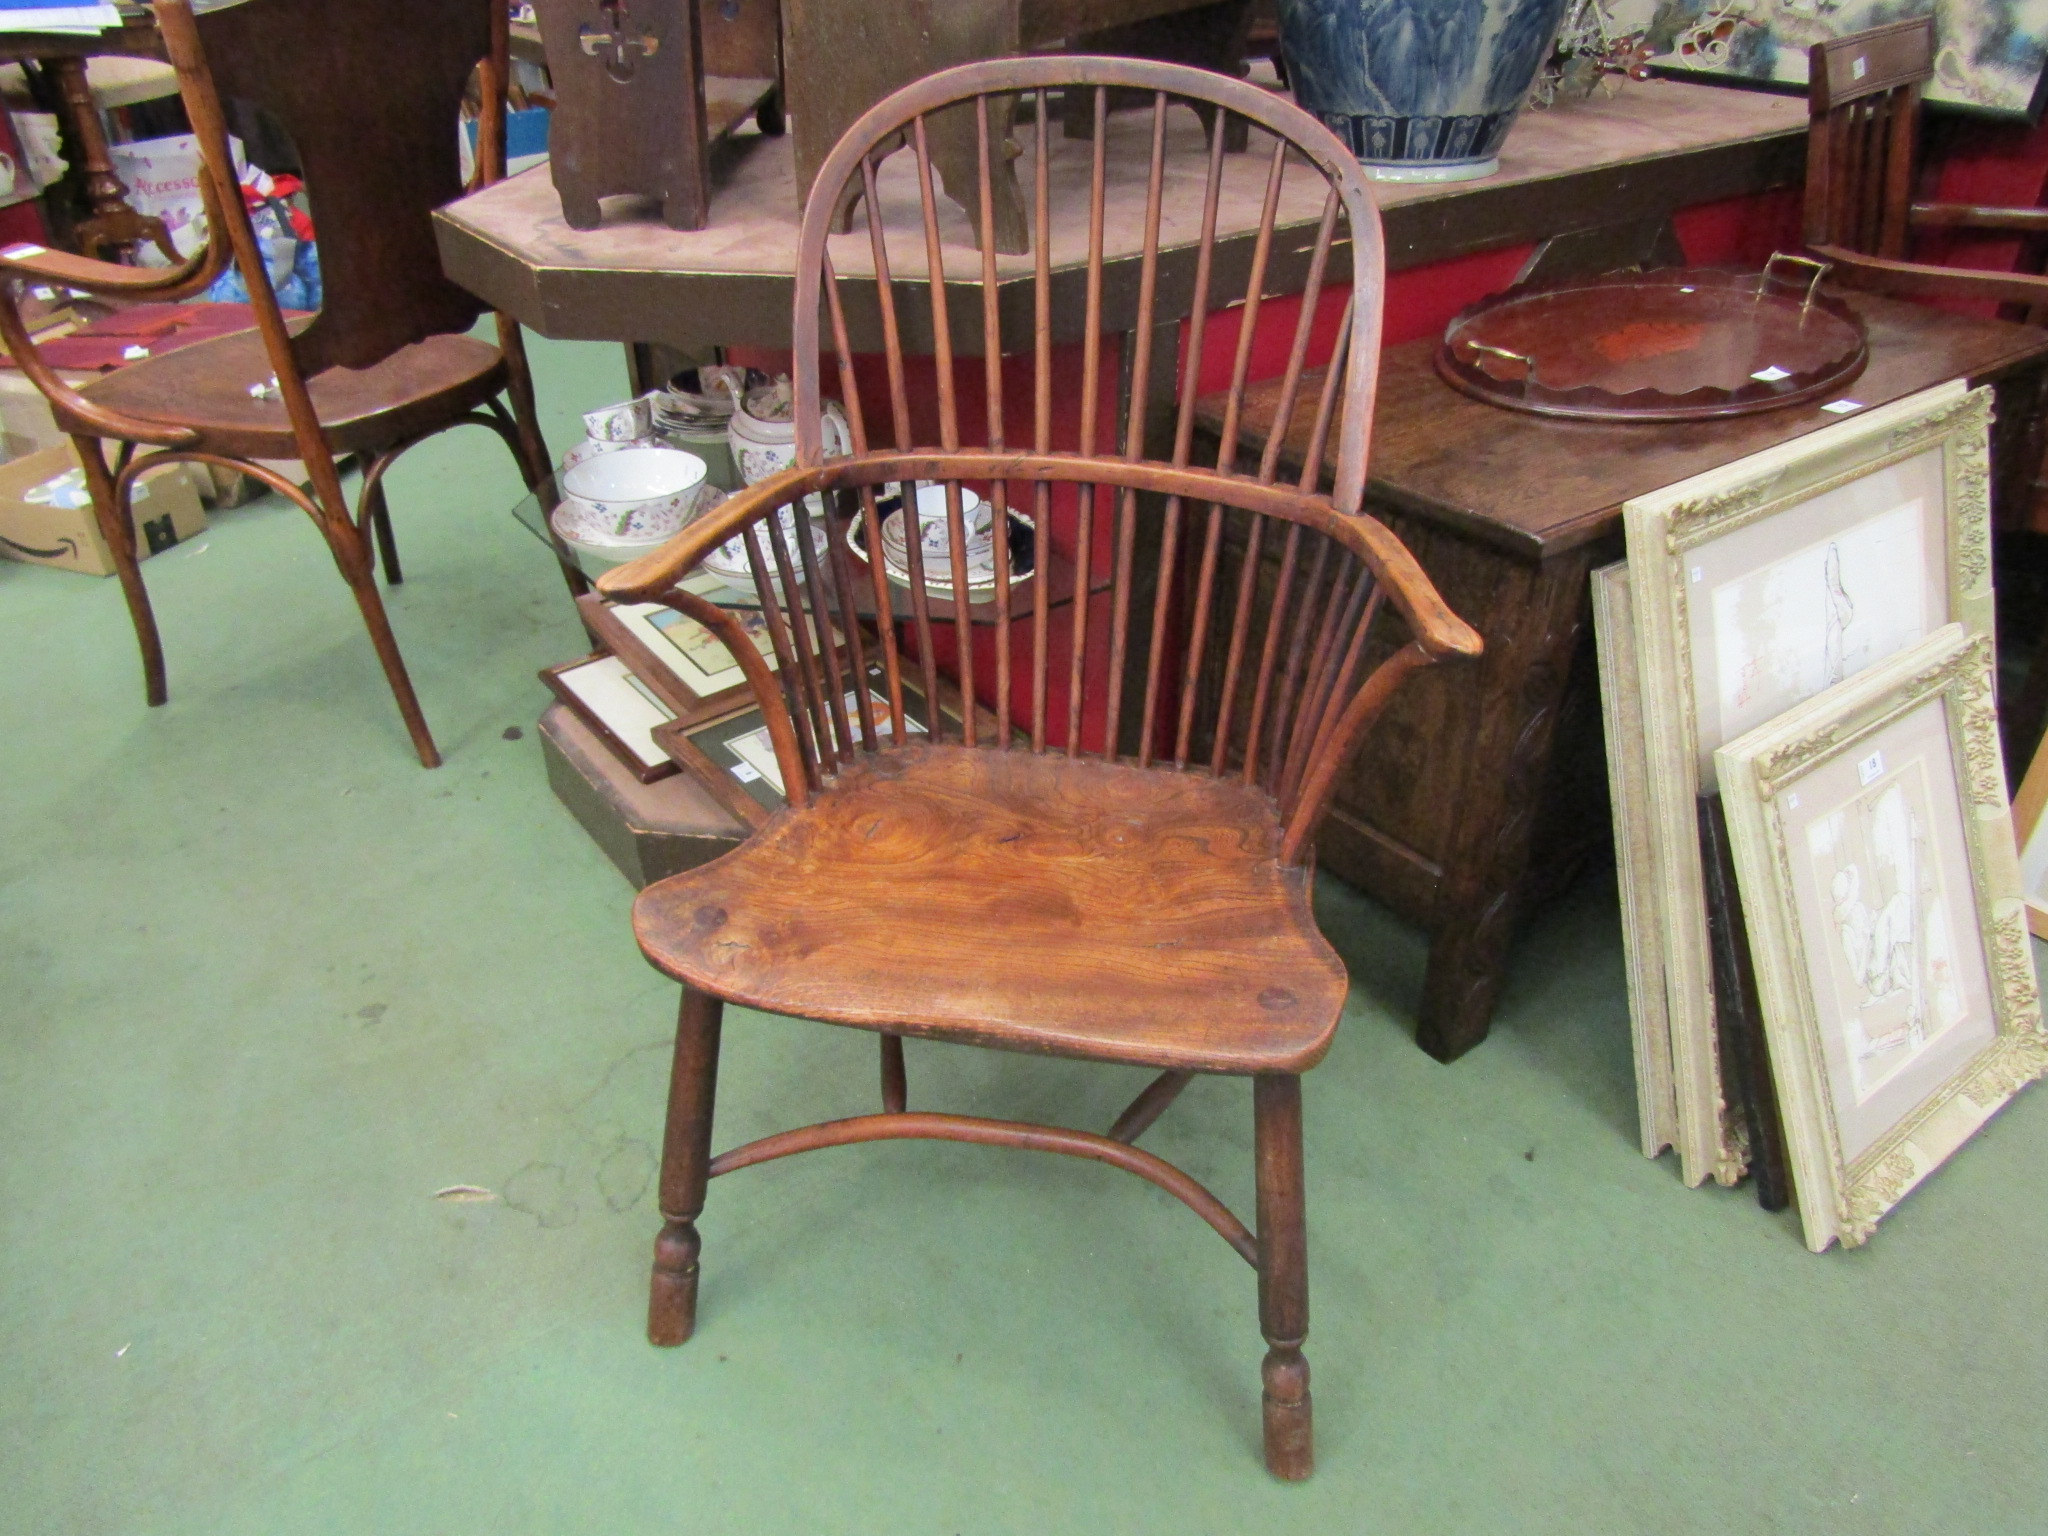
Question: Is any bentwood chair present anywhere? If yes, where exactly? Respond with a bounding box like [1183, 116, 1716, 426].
[597, 57, 1480, 1478]
[0, 0, 552, 768]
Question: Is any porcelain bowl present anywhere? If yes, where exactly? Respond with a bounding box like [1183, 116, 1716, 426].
[557, 446, 707, 543]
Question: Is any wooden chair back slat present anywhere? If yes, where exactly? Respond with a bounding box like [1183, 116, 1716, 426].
[1805, 18, 1932, 259]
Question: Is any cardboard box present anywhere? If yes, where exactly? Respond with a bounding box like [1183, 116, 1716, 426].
[0, 444, 206, 576]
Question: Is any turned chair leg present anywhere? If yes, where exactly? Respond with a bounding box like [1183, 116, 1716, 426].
[71, 435, 167, 707]
[1255, 1073, 1312, 1481]
[650, 986, 724, 1346]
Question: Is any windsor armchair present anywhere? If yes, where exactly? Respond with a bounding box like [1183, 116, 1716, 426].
[0, 0, 552, 769]
[596, 56, 1479, 1477]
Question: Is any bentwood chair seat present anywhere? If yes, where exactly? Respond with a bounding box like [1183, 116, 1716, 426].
[54, 327, 512, 462]
[634, 740, 1347, 1073]
[597, 56, 1481, 1480]
[0, 0, 555, 770]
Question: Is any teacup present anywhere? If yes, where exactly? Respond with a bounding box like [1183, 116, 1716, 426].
[582, 392, 658, 444]
[907, 484, 990, 561]
[558, 445, 706, 544]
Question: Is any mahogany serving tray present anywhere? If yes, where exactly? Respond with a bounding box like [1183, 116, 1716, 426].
[1435, 262, 1869, 421]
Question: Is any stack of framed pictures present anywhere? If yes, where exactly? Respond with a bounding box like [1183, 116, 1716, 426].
[538, 567, 976, 838]
[1595, 379, 2047, 1248]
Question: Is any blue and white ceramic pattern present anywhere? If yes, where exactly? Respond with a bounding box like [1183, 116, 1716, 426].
[1277, 0, 1573, 181]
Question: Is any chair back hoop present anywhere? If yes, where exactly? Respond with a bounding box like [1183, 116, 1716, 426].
[789, 53, 1387, 515]
[166, 0, 503, 378]
[1804, 18, 1932, 260]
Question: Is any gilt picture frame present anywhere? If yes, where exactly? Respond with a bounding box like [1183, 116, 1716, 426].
[1624, 380, 1991, 1188]
[1716, 625, 2045, 1250]
[1592, 559, 1680, 1159]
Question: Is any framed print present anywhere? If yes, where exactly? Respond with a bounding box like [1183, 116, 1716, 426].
[540, 651, 678, 783]
[1625, 380, 1991, 1188]
[1593, 560, 1680, 1159]
[2010, 731, 2048, 940]
[1647, 0, 2048, 119]
[1717, 625, 2045, 1250]
[612, 598, 779, 707]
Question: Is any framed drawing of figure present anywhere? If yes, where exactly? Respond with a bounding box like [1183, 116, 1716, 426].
[1624, 380, 1992, 1187]
[1717, 625, 2045, 1249]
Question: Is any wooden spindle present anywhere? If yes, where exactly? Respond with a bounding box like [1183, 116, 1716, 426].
[861, 155, 916, 452]
[977, 97, 1014, 747]
[1239, 522, 1304, 787]
[1256, 193, 1340, 484]
[1031, 90, 1053, 754]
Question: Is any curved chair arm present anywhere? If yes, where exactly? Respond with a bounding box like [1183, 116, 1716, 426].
[1909, 201, 2048, 234]
[1811, 241, 2048, 309]
[600, 450, 1485, 665]
[0, 173, 230, 301]
[0, 278, 198, 446]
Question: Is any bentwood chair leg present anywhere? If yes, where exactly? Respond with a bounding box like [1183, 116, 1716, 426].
[495, 314, 552, 490]
[70, 435, 167, 707]
[650, 986, 724, 1346]
[325, 517, 441, 768]
[363, 475, 402, 586]
[1254, 1073, 1313, 1481]
[879, 1033, 907, 1112]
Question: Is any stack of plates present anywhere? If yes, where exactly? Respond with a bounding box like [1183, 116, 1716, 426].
[854, 505, 1036, 601]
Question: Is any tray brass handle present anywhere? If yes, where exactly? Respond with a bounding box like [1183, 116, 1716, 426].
[1762, 251, 1831, 312]
[1458, 339, 1537, 388]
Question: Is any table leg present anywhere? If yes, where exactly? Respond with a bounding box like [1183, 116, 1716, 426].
[48, 54, 179, 263]
[1415, 547, 1596, 1062]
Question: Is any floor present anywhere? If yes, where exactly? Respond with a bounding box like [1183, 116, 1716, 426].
[4, 335, 2046, 1536]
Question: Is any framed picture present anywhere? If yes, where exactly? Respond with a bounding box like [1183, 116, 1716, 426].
[2010, 731, 2048, 941]
[540, 651, 678, 783]
[1646, 0, 2048, 118]
[1717, 625, 2045, 1249]
[1592, 560, 1680, 1160]
[611, 598, 779, 707]
[1624, 380, 1991, 1188]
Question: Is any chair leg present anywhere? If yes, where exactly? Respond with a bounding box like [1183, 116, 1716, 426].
[650, 986, 724, 1347]
[363, 475, 402, 586]
[71, 435, 167, 707]
[1254, 1073, 1313, 1481]
[879, 1032, 907, 1112]
[495, 313, 552, 490]
[322, 517, 441, 769]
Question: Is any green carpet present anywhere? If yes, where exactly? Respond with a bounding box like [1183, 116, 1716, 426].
[3, 335, 2044, 1535]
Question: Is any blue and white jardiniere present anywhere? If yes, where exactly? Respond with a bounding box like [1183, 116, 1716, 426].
[1277, 0, 1573, 182]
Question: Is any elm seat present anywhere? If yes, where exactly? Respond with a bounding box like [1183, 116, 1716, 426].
[57, 328, 510, 461]
[633, 744, 1349, 1074]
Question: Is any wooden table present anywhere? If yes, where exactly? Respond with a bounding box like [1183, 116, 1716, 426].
[435, 77, 1806, 371]
[1201, 292, 2048, 1062]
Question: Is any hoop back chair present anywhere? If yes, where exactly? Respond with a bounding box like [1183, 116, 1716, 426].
[0, 0, 553, 769]
[596, 56, 1481, 1479]
[1805, 16, 2048, 312]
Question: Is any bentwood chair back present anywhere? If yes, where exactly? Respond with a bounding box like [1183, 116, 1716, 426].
[597, 56, 1480, 1479]
[0, 0, 552, 768]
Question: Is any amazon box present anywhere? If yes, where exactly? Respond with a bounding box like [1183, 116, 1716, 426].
[0, 444, 206, 576]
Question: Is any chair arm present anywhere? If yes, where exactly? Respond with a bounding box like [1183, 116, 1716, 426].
[0, 173, 229, 300]
[1810, 242, 2048, 310]
[596, 463, 826, 601]
[1909, 201, 2048, 234]
[0, 279, 197, 447]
